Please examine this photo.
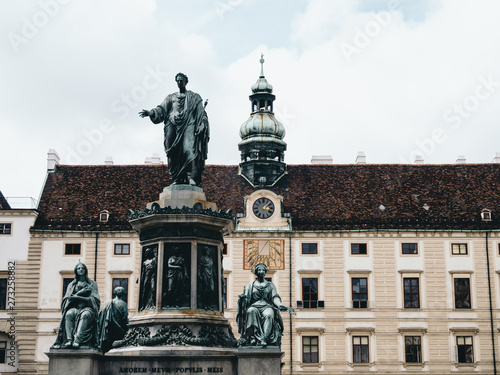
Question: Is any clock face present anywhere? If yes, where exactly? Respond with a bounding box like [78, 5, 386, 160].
[244, 240, 285, 270]
[252, 197, 275, 219]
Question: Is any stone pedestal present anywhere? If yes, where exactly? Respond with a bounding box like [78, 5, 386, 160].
[47, 349, 102, 375]
[48, 347, 283, 375]
[235, 348, 284, 375]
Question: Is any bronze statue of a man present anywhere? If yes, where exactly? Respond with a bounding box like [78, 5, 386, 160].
[139, 73, 209, 186]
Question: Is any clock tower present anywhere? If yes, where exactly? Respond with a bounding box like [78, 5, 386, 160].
[238, 54, 287, 186]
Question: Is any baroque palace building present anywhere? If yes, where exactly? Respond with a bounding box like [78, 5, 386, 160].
[7, 61, 500, 375]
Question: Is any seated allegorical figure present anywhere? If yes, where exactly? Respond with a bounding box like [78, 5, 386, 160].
[236, 263, 289, 347]
[52, 262, 100, 349]
[98, 286, 129, 353]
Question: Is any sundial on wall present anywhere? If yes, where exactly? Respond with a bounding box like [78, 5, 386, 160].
[243, 239, 284, 270]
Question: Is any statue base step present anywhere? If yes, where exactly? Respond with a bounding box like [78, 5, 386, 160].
[47, 347, 283, 375]
[146, 184, 217, 211]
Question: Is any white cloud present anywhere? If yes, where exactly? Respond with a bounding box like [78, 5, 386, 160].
[1, 0, 500, 200]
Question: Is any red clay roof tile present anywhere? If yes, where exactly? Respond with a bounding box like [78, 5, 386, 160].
[33, 164, 500, 231]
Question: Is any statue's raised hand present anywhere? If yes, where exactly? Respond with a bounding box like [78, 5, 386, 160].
[139, 109, 151, 118]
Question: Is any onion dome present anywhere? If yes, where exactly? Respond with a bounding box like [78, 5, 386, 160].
[239, 113, 286, 141]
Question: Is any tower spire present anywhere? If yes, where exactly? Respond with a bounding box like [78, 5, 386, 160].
[260, 53, 265, 77]
[238, 56, 287, 187]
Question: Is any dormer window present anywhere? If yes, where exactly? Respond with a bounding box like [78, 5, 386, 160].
[481, 209, 492, 222]
[99, 210, 109, 223]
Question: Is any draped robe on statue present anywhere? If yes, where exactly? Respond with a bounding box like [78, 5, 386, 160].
[55, 278, 100, 348]
[198, 253, 216, 309]
[150, 90, 209, 185]
[98, 296, 129, 353]
[166, 255, 188, 307]
[237, 280, 284, 346]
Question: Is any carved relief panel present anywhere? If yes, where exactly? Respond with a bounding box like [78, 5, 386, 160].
[162, 243, 191, 309]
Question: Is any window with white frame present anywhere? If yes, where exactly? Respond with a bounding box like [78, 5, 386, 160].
[348, 271, 371, 309]
[65, 243, 81, 255]
[456, 336, 474, 363]
[0, 341, 6, 363]
[112, 278, 129, 303]
[352, 336, 369, 363]
[0, 278, 6, 310]
[302, 336, 319, 363]
[302, 278, 318, 308]
[352, 277, 368, 308]
[0, 223, 11, 235]
[223, 277, 227, 309]
[302, 243, 318, 255]
[402, 243, 418, 255]
[452, 243, 468, 255]
[403, 277, 420, 308]
[351, 243, 367, 255]
[114, 243, 130, 255]
[454, 277, 471, 309]
[62, 278, 72, 299]
[405, 336, 422, 363]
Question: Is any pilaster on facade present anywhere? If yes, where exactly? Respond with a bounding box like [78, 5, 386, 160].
[16, 238, 43, 375]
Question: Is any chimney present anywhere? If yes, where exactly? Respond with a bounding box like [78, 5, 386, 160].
[47, 149, 60, 171]
[104, 156, 114, 165]
[311, 155, 333, 164]
[151, 153, 162, 164]
[456, 155, 466, 164]
[414, 154, 424, 164]
[493, 152, 500, 163]
[355, 152, 366, 164]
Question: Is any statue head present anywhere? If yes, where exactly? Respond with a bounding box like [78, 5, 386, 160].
[73, 262, 92, 283]
[74, 262, 88, 277]
[113, 286, 126, 298]
[175, 72, 188, 85]
[253, 263, 268, 276]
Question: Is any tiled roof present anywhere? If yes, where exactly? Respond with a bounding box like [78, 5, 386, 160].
[33, 164, 500, 231]
[0, 190, 11, 210]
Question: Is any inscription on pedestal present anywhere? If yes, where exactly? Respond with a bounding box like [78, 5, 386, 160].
[105, 360, 233, 375]
[117, 366, 224, 373]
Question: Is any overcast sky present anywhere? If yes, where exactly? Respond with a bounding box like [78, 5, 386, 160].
[1, 0, 500, 202]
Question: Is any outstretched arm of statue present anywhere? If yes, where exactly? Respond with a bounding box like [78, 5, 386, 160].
[273, 295, 296, 314]
[139, 109, 152, 118]
[273, 296, 288, 311]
